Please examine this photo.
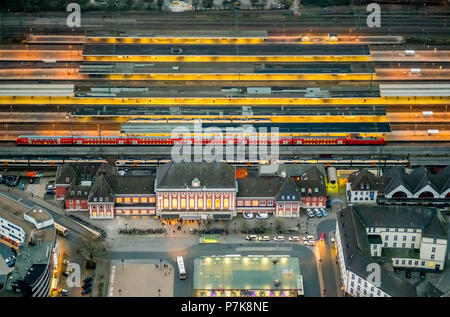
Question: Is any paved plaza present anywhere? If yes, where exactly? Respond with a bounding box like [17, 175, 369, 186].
[108, 260, 174, 297]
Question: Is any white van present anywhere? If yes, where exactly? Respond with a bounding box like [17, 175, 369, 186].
[303, 235, 314, 241]
[256, 213, 268, 219]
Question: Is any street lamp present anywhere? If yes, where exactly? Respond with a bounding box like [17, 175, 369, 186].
[118, 289, 122, 297]
[121, 259, 124, 271]
[125, 223, 128, 231]
[158, 289, 161, 297]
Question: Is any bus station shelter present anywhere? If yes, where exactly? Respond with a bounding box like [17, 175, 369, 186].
[193, 255, 304, 297]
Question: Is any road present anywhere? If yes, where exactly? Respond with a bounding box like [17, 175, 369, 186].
[108, 242, 321, 297]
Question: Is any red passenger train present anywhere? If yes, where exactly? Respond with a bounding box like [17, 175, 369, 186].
[16, 135, 386, 146]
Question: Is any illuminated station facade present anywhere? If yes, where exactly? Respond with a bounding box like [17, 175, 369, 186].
[55, 161, 328, 220]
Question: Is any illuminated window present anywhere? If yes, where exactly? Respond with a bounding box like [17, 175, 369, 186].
[92, 211, 97, 217]
[198, 198, 204, 209]
[133, 210, 139, 215]
[116, 209, 122, 214]
[252, 200, 259, 206]
[207, 198, 212, 209]
[116, 197, 123, 203]
[133, 197, 139, 203]
[181, 198, 186, 209]
[172, 198, 178, 209]
[224, 198, 229, 209]
[107, 211, 111, 216]
[124, 197, 131, 204]
[141, 197, 147, 203]
[189, 198, 195, 209]
[215, 198, 220, 209]
[125, 210, 130, 215]
[164, 198, 169, 209]
[237, 200, 243, 206]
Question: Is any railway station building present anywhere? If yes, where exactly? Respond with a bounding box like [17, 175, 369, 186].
[155, 161, 237, 221]
[346, 169, 385, 204]
[383, 166, 450, 205]
[56, 161, 332, 220]
[88, 175, 156, 220]
[193, 255, 304, 297]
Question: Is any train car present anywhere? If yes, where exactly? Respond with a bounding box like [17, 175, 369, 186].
[347, 136, 385, 145]
[292, 136, 347, 145]
[16, 136, 73, 145]
[16, 134, 386, 146]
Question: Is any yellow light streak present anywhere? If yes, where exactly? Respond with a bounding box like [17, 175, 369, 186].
[1, 96, 448, 106]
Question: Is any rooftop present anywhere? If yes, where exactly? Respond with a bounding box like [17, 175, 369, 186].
[193, 255, 302, 291]
[156, 161, 236, 190]
[353, 205, 447, 239]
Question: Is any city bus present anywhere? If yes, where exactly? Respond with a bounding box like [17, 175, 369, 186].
[55, 223, 69, 237]
[177, 256, 186, 280]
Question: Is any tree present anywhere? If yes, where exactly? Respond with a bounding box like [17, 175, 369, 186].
[274, 218, 283, 233]
[257, 219, 267, 233]
[77, 236, 109, 270]
[240, 220, 248, 233]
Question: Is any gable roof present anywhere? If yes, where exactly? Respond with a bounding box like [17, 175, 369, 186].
[156, 161, 236, 190]
[237, 176, 284, 198]
[104, 175, 155, 195]
[385, 166, 450, 195]
[294, 165, 327, 196]
[353, 205, 447, 239]
[348, 169, 385, 191]
[276, 177, 301, 202]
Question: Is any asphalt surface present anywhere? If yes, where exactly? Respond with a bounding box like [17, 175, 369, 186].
[73, 105, 387, 116]
[108, 242, 321, 297]
[83, 44, 371, 57]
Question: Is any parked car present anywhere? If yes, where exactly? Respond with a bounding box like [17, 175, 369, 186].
[313, 208, 323, 218]
[405, 271, 412, 279]
[304, 240, 315, 246]
[303, 235, 314, 241]
[330, 237, 335, 243]
[320, 232, 325, 241]
[320, 208, 328, 217]
[63, 259, 71, 265]
[84, 276, 93, 283]
[82, 283, 91, 290]
[63, 271, 70, 277]
[47, 184, 56, 190]
[81, 287, 92, 295]
[243, 213, 254, 219]
[246, 235, 257, 241]
[420, 272, 426, 280]
[59, 289, 69, 296]
[259, 236, 270, 241]
[256, 213, 268, 219]
[306, 209, 315, 218]
[288, 236, 300, 242]
[274, 236, 284, 242]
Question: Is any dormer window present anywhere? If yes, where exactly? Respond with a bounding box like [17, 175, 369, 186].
[191, 178, 201, 188]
